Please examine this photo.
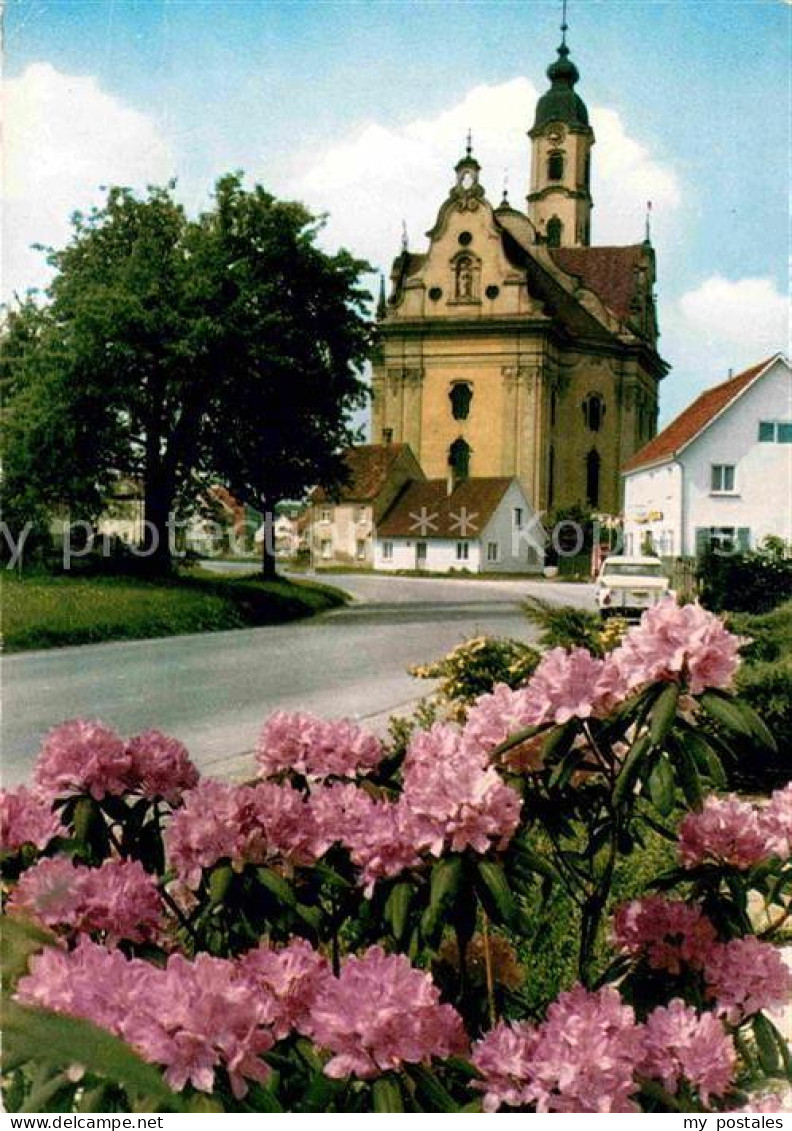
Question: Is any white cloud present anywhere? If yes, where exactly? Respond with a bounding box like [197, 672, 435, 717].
[660, 275, 789, 420]
[3, 63, 175, 299]
[289, 77, 680, 275]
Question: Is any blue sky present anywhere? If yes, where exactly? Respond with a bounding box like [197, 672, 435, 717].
[5, 0, 790, 424]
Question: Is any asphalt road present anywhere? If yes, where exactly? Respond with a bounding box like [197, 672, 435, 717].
[2, 573, 595, 787]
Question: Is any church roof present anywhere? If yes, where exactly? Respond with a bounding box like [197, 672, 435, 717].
[623, 356, 782, 473]
[313, 444, 409, 503]
[378, 477, 516, 538]
[532, 43, 590, 132]
[551, 245, 645, 322]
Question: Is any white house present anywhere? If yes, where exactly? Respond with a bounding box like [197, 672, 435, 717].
[622, 354, 792, 558]
[374, 477, 544, 573]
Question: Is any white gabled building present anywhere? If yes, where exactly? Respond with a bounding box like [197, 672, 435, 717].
[622, 354, 792, 558]
[374, 477, 544, 574]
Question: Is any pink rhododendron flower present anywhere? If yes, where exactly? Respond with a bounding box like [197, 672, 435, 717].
[525, 984, 644, 1113]
[34, 720, 132, 801]
[639, 999, 736, 1104]
[761, 783, 792, 860]
[257, 711, 383, 780]
[611, 599, 741, 696]
[704, 937, 792, 1023]
[402, 724, 522, 857]
[0, 786, 65, 852]
[521, 647, 610, 725]
[471, 1021, 540, 1111]
[17, 939, 276, 1098]
[307, 946, 467, 1079]
[239, 938, 331, 1040]
[463, 683, 545, 757]
[165, 778, 317, 888]
[679, 795, 770, 870]
[7, 856, 83, 928]
[7, 856, 164, 944]
[612, 897, 717, 974]
[16, 935, 143, 1035]
[125, 730, 199, 805]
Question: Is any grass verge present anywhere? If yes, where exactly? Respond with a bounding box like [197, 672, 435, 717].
[2, 570, 348, 653]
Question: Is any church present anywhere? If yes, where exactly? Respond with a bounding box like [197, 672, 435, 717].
[371, 22, 668, 517]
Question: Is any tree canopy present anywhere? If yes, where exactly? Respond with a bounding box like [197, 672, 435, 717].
[1, 174, 373, 572]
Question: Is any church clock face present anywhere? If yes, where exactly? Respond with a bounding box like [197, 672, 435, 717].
[460, 170, 475, 190]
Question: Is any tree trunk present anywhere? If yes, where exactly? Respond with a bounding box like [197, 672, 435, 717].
[259, 499, 277, 580]
[141, 480, 174, 576]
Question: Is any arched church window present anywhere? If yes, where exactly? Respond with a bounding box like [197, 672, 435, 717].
[449, 382, 473, 421]
[582, 393, 605, 432]
[548, 444, 556, 506]
[584, 153, 591, 189]
[586, 449, 601, 509]
[449, 437, 471, 481]
[547, 151, 565, 181]
[455, 255, 476, 300]
[550, 388, 558, 426]
[546, 217, 563, 248]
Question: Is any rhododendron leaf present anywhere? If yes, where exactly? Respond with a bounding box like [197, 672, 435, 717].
[753, 1013, 782, 1075]
[426, 856, 464, 933]
[699, 691, 757, 741]
[3, 1002, 180, 1109]
[244, 1081, 285, 1112]
[385, 881, 414, 943]
[313, 862, 353, 890]
[1, 916, 54, 992]
[649, 683, 680, 746]
[255, 866, 297, 907]
[636, 1077, 683, 1113]
[72, 798, 110, 861]
[372, 1076, 405, 1112]
[508, 837, 562, 883]
[670, 740, 704, 810]
[474, 862, 516, 929]
[209, 863, 234, 905]
[647, 755, 676, 816]
[491, 722, 549, 759]
[613, 735, 653, 806]
[405, 1063, 459, 1112]
[548, 746, 587, 789]
[677, 728, 727, 788]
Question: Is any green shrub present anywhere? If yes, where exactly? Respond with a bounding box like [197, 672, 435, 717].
[727, 658, 792, 791]
[697, 549, 792, 614]
[727, 601, 792, 663]
[522, 596, 604, 655]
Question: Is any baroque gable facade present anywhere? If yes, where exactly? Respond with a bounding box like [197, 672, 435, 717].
[371, 32, 668, 517]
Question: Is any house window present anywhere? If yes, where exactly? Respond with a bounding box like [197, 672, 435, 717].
[546, 217, 562, 248]
[582, 393, 605, 432]
[382, 540, 393, 561]
[319, 506, 332, 523]
[513, 507, 523, 529]
[448, 437, 471, 481]
[355, 506, 367, 524]
[759, 421, 775, 442]
[320, 539, 332, 559]
[356, 539, 366, 560]
[586, 448, 601, 508]
[711, 464, 736, 493]
[382, 428, 394, 444]
[456, 541, 470, 561]
[487, 541, 499, 562]
[696, 527, 750, 556]
[547, 151, 564, 181]
[449, 382, 473, 421]
[778, 423, 792, 444]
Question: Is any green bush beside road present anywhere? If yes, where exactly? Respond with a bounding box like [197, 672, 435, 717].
[2, 570, 346, 653]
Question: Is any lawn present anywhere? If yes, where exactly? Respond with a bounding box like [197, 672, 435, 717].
[1, 569, 347, 652]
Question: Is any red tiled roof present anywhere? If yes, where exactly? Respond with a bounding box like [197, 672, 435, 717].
[623, 357, 778, 473]
[551, 245, 644, 322]
[313, 444, 407, 503]
[378, 478, 515, 538]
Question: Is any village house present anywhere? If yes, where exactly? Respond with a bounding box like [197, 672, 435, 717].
[374, 477, 544, 574]
[308, 443, 424, 566]
[622, 354, 791, 558]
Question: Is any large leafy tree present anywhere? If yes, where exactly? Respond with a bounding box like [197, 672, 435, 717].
[1, 176, 372, 573]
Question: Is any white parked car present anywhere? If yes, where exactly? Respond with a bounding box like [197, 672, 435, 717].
[595, 555, 674, 619]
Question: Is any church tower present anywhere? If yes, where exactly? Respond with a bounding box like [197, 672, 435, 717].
[526, 20, 595, 248]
